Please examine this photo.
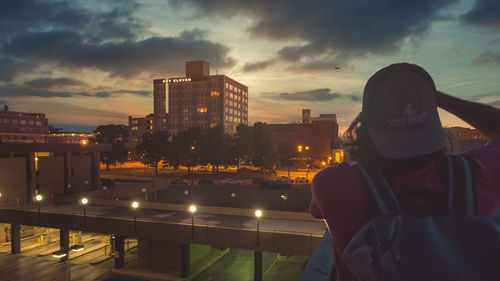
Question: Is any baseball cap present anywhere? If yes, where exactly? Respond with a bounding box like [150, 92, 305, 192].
[362, 63, 445, 159]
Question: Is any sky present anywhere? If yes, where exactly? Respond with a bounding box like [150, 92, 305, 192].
[0, 0, 499, 133]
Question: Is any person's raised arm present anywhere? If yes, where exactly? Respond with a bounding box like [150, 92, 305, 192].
[436, 91, 500, 141]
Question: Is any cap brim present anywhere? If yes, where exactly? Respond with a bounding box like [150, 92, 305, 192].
[368, 118, 445, 159]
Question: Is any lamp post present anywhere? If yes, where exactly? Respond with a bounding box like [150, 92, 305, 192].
[102, 186, 107, 199]
[84, 180, 88, 194]
[81, 197, 88, 228]
[52, 244, 84, 281]
[66, 184, 71, 195]
[255, 209, 262, 246]
[281, 193, 288, 211]
[230, 192, 236, 208]
[141, 188, 147, 202]
[188, 205, 197, 240]
[36, 194, 43, 223]
[131, 201, 139, 233]
[133, 175, 136, 192]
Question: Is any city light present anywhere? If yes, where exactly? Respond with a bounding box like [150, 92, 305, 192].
[297, 145, 303, 152]
[81, 197, 88, 205]
[321, 161, 326, 166]
[255, 209, 263, 218]
[80, 139, 88, 145]
[189, 205, 197, 214]
[52, 251, 67, 258]
[35, 194, 43, 201]
[131, 201, 139, 209]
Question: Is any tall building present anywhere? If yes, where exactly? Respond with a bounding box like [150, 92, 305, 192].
[168, 61, 248, 135]
[153, 79, 167, 132]
[0, 105, 48, 143]
[302, 109, 311, 124]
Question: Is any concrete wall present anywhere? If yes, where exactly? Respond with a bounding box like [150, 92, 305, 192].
[156, 185, 312, 211]
[39, 155, 65, 199]
[0, 156, 27, 203]
[70, 154, 93, 192]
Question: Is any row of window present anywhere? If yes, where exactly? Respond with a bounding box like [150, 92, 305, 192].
[1, 119, 43, 126]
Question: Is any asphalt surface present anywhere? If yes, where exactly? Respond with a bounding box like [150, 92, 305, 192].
[4, 203, 326, 237]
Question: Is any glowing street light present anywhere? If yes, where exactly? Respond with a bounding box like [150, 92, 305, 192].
[102, 185, 107, 199]
[36, 194, 43, 223]
[131, 201, 139, 233]
[52, 244, 84, 281]
[255, 209, 263, 246]
[81, 197, 88, 228]
[297, 145, 303, 152]
[189, 205, 197, 240]
[230, 192, 236, 208]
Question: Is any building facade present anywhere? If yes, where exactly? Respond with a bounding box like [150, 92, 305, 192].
[153, 79, 167, 132]
[168, 61, 248, 135]
[127, 114, 154, 150]
[0, 105, 48, 143]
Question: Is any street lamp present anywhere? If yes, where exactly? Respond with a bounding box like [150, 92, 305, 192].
[141, 187, 148, 202]
[131, 201, 139, 233]
[255, 209, 262, 246]
[230, 192, 236, 208]
[84, 180, 89, 194]
[281, 193, 288, 211]
[102, 186, 107, 199]
[36, 194, 43, 223]
[81, 197, 88, 228]
[52, 244, 84, 281]
[189, 205, 197, 240]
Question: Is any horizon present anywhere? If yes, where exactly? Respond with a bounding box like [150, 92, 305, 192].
[0, 0, 499, 133]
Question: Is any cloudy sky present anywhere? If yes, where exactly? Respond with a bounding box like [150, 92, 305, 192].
[0, 0, 499, 132]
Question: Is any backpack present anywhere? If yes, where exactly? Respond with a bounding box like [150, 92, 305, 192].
[343, 155, 500, 281]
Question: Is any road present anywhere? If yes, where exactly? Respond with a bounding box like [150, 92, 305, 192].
[0, 231, 138, 281]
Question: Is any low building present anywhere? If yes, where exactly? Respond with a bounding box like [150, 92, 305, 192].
[0, 142, 110, 204]
[268, 110, 339, 165]
[0, 105, 48, 143]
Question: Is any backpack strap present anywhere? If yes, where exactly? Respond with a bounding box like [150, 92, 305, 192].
[354, 163, 401, 216]
[446, 155, 475, 216]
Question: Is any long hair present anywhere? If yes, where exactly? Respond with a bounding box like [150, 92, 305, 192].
[343, 113, 446, 179]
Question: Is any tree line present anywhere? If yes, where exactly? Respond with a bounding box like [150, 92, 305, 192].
[92, 123, 276, 174]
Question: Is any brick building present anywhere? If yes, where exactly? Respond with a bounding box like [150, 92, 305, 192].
[127, 114, 154, 150]
[268, 110, 339, 163]
[0, 105, 48, 143]
[168, 61, 248, 135]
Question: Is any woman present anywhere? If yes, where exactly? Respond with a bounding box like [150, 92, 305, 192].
[309, 63, 500, 281]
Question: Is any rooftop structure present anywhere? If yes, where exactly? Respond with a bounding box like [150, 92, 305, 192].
[168, 61, 248, 135]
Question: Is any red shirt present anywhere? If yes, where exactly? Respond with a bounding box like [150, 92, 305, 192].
[309, 141, 500, 281]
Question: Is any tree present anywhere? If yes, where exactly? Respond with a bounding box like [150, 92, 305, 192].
[136, 131, 170, 175]
[92, 124, 129, 170]
[251, 122, 275, 171]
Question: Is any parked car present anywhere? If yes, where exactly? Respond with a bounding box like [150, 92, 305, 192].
[170, 177, 187, 185]
[294, 177, 309, 183]
[224, 178, 241, 185]
[276, 176, 294, 184]
[252, 177, 265, 184]
[198, 178, 215, 185]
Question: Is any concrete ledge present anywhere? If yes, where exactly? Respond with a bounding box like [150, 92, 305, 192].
[56, 195, 319, 222]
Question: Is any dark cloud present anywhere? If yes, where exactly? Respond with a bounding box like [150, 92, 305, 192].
[472, 50, 500, 65]
[279, 88, 361, 102]
[3, 29, 235, 79]
[0, 1, 235, 81]
[0, 85, 72, 98]
[25, 77, 87, 89]
[173, 0, 456, 63]
[76, 92, 111, 98]
[286, 59, 350, 73]
[111, 90, 151, 96]
[461, 0, 500, 30]
[242, 59, 275, 72]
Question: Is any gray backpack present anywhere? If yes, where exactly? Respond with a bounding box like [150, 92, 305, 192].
[343, 155, 500, 281]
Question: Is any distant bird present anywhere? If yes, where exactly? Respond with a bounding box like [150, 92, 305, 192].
[334, 66, 341, 70]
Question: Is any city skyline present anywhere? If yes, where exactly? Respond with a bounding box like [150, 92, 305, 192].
[0, 0, 499, 133]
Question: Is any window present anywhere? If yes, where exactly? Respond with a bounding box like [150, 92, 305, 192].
[3, 119, 9, 123]
[36, 121, 41, 126]
[20, 119, 26, 125]
[211, 91, 219, 96]
[132, 120, 138, 124]
[197, 107, 207, 113]
[28, 120, 34, 125]
[132, 126, 138, 131]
